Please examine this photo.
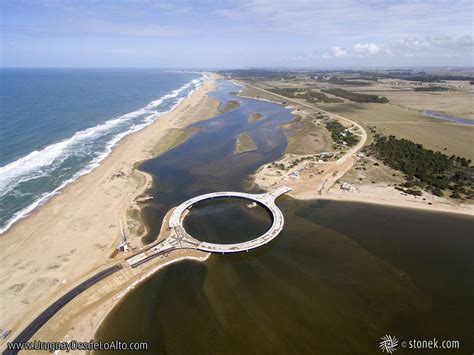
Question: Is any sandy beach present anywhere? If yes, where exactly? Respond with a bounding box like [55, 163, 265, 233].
[254, 153, 474, 216]
[0, 74, 220, 335]
[322, 184, 474, 215]
[1, 72, 472, 350]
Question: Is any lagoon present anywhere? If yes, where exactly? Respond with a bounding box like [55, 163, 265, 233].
[95, 81, 474, 354]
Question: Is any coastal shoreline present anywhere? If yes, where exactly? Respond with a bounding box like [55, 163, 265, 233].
[313, 189, 473, 216]
[2, 74, 472, 350]
[238, 80, 473, 217]
[0, 73, 221, 339]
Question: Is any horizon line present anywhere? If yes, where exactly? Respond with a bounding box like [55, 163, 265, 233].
[1, 65, 474, 70]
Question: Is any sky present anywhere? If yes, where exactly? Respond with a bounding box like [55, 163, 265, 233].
[0, 0, 473, 68]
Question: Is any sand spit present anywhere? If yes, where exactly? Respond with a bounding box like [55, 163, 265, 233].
[0, 74, 220, 336]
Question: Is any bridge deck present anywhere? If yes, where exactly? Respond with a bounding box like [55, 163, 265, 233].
[127, 187, 291, 268]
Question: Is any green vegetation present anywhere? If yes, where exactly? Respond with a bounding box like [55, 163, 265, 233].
[270, 155, 318, 171]
[219, 68, 474, 84]
[269, 87, 343, 103]
[126, 207, 144, 237]
[413, 86, 450, 92]
[303, 91, 344, 103]
[235, 132, 257, 154]
[149, 128, 189, 156]
[325, 120, 359, 147]
[268, 87, 305, 98]
[322, 88, 389, 103]
[221, 100, 240, 113]
[248, 112, 263, 123]
[219, 69, 296, 80]
[366, 135, 474, 199]
[348, 71, 474, 83]
[392, 75, 472, 82]
[188, 126, 203, 134]
[316, 76, 373, 86]
[394, 181, 424, 196]
[283, 113, 330, 155]
[394, 186, 423, 196]
[271, 162, 287, 171]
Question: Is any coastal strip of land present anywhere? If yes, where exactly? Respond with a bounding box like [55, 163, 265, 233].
[0, 74, 221, 341]
[2, 74, 472, 351]
[239, 80, 473, 217]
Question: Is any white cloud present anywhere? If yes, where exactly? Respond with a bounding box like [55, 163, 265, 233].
[323, 43, 382, 59]
[352, 43, 381, 56]
[215, 0, 472, 40]
[322, 35, 473, 61]
[3, 0, 473, 67]
[323, 46, 348, 58]
[391, 35, 473, 55]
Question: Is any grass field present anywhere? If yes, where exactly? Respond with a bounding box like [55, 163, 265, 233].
[221, 99, 240, 113]
[282, 114, 333, 155]
[248, 112, 263, 123]
[355, 80, 474, 120]
[227, 72, 473, 205]
[252, 77, 474, 120]
[240, 78, 473, 161]
[239, 84, 289, 104]
[341, 154, 405, 185]
[235, 132, 257, 154]
[318, 101, 474, 161]
[149, 128, 189, 157]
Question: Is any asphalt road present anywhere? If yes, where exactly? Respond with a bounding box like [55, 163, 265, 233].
[3, 264, 122, 355]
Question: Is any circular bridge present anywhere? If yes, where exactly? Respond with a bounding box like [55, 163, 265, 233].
[169, 186, 291, 254]
[126, 186, 291, 268]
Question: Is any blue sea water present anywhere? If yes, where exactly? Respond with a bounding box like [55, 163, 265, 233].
[0, 69, 204, 233]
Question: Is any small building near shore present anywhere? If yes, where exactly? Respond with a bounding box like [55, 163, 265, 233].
[340, 183, 356, 192]
[118, 241, 129, 252]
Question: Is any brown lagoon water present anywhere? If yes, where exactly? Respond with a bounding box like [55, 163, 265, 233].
[95, 81, 474, 354]
[183, 199, 272, 244]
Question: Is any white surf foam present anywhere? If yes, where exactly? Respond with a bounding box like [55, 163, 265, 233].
[0, 74, 206, 234]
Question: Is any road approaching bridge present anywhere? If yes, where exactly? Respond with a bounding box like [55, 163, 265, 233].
[3, 265, 122, 355]
[4, 188, 290, 352]
[127, 187, 291, 267]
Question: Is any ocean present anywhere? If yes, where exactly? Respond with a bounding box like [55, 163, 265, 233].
[0, 68, 204, 233]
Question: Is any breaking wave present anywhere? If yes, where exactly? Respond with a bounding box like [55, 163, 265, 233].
[0, 73, 206, 233]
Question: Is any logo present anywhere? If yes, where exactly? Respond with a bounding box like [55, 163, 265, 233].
[380, 335, 398, 354]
